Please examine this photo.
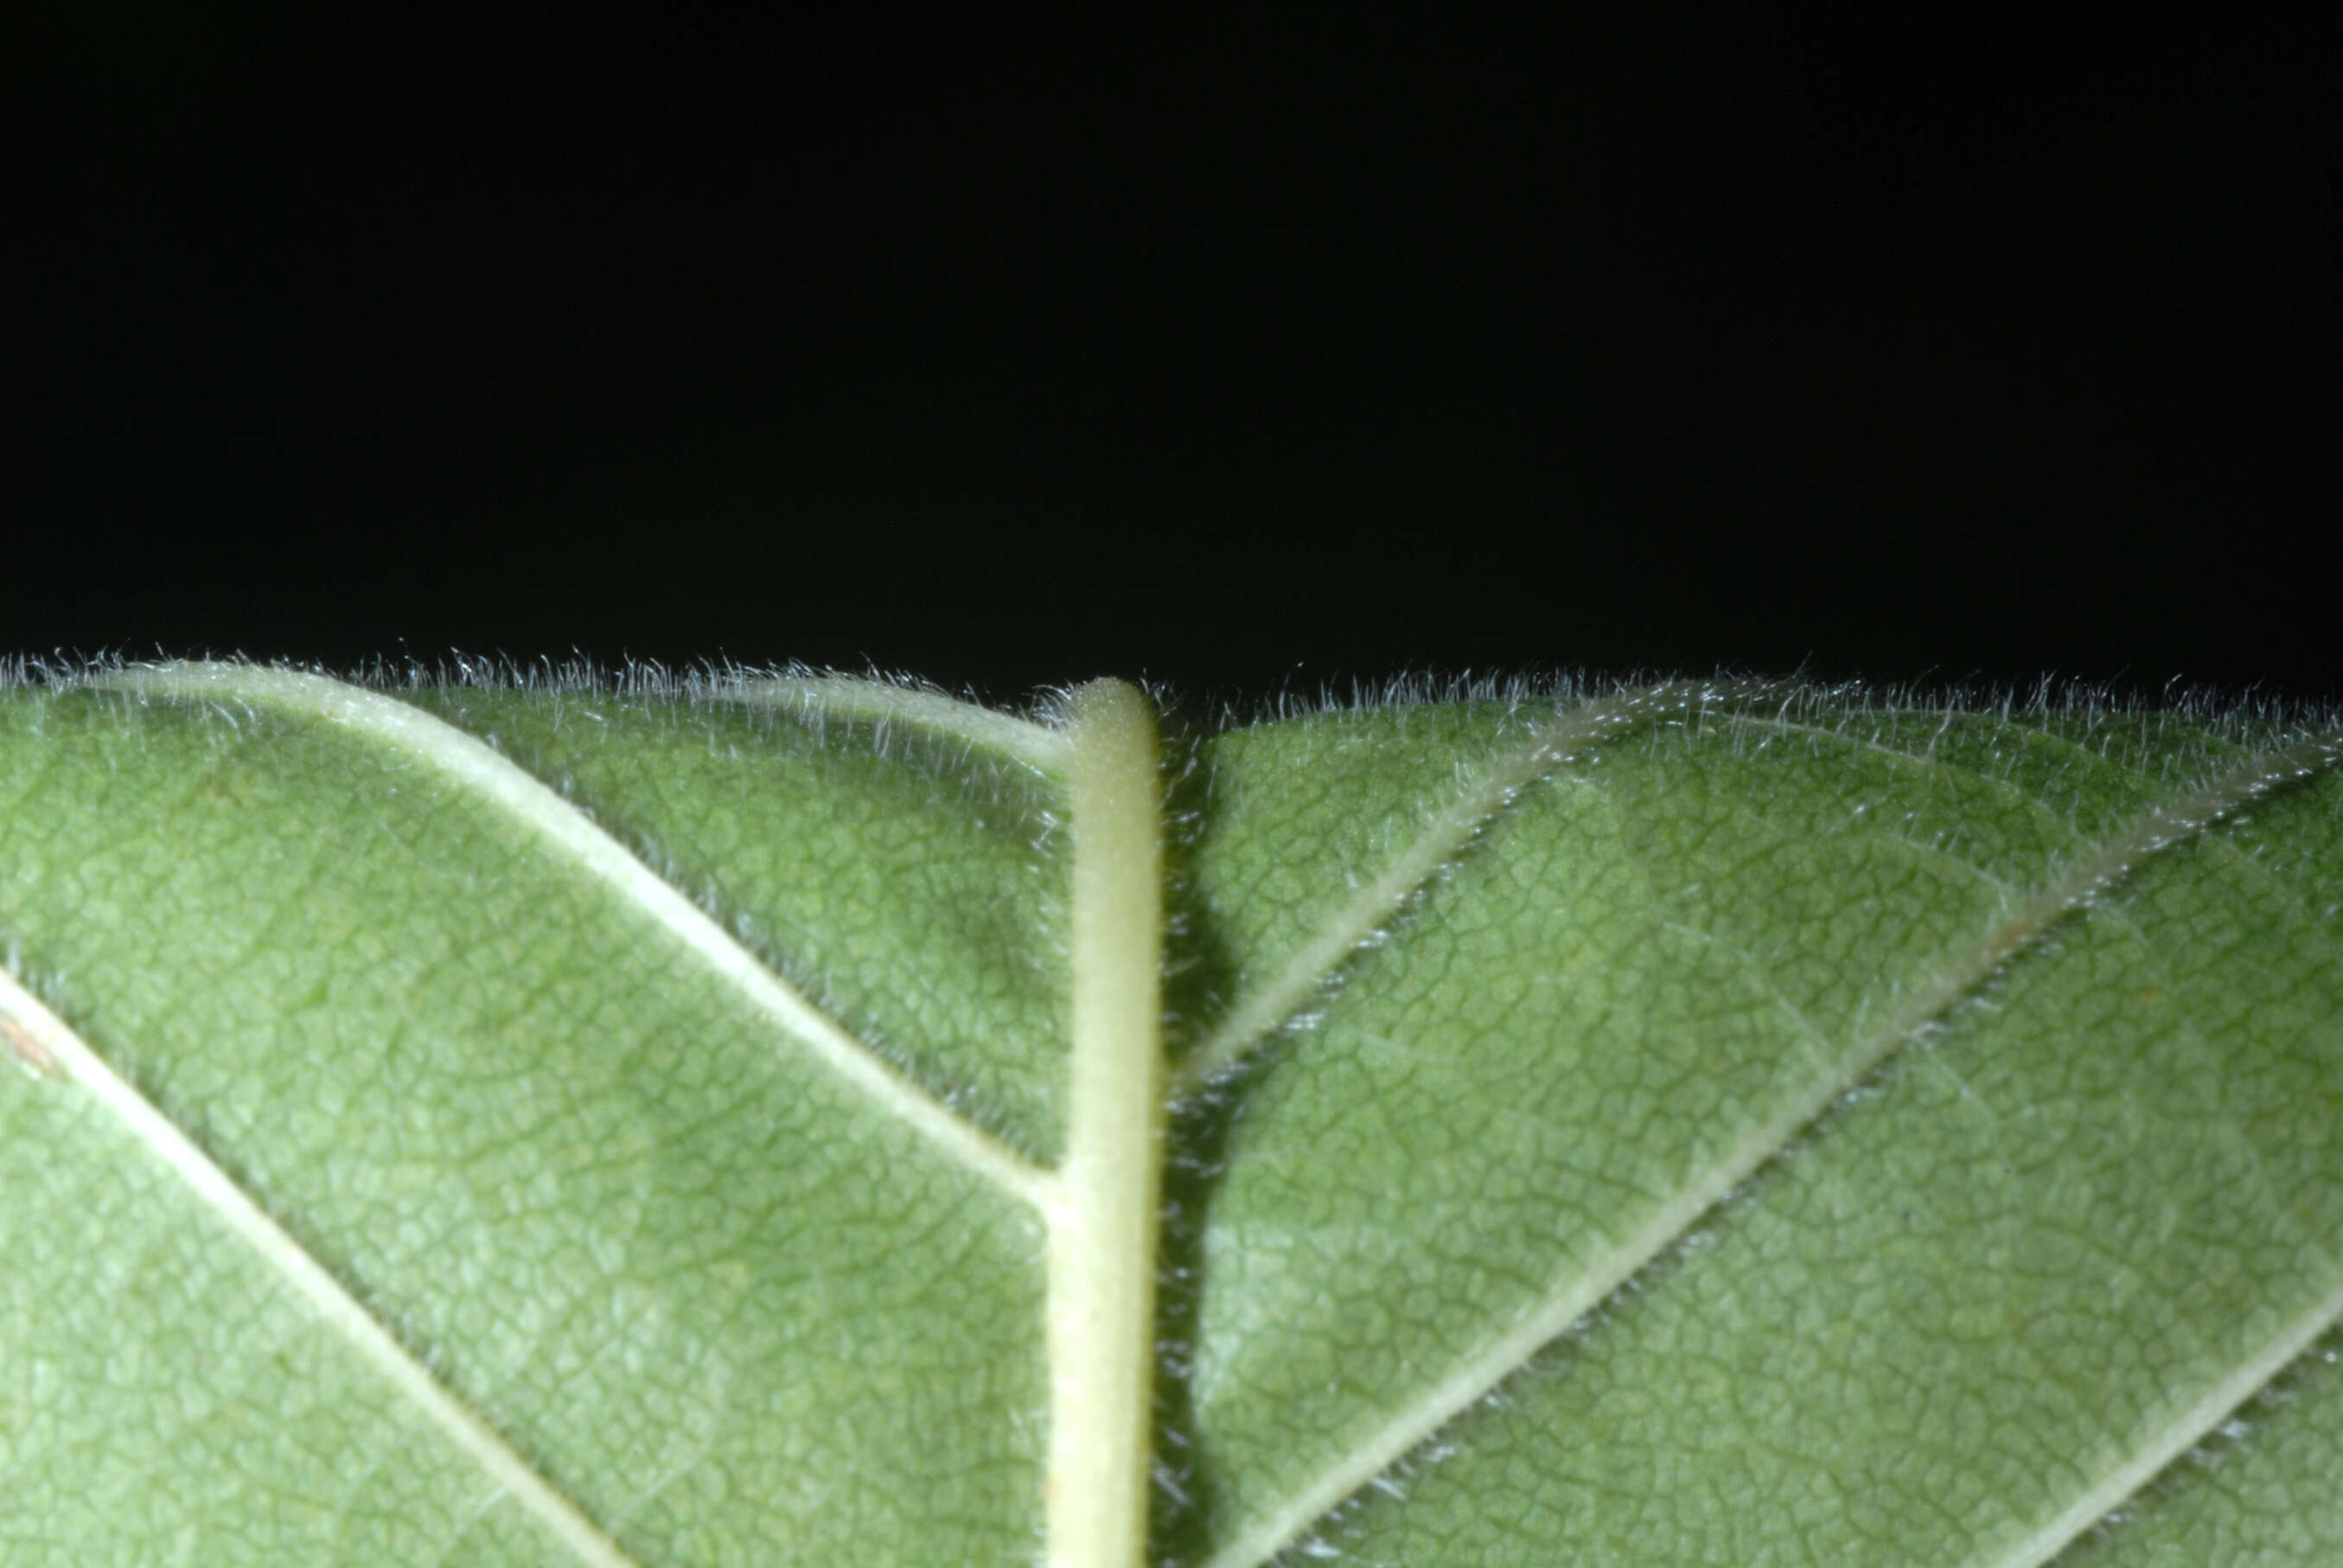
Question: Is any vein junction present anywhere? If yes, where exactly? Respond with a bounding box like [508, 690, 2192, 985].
[731, 672, 1074, 776]
[1173, 677, 1780, 1096]
[100, 664, 1051, 1208]
[46, 670, 2339, 1563]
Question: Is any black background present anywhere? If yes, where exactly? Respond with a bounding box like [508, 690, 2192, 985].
[10, 5, 2338, 704]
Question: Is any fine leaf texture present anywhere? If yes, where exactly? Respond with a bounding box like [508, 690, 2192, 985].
[1, 663, 2338, 1566]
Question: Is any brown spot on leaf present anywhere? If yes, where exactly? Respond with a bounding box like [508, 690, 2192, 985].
[0, 1013, 63, 1080]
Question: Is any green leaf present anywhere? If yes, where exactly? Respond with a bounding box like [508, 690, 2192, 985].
[2, 663, 2338, 1566]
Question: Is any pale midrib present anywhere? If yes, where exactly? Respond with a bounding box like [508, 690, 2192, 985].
[1042, 680, 1166, 1568]
[1984, 1278, 2343, 1568]
[1172, 678, 1778, 1099]
[1208, 725, 2343, 1568]
[731, 674, 1074, 776]
[0, 971, 642, 1568]
[100, 664, 1050, 1208]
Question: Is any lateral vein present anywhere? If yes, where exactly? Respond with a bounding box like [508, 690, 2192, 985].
[1172, 678, 1778, 1099]
[1982, 1278, 2343, 1568]
[0, 972, 643, 1568]
[98, 663, 1051, 1208]
[731, 673, 1074, 776]
[1208, 723, 2343, 1568]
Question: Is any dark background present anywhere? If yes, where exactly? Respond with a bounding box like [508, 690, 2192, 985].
[10, 5, 2338, 704]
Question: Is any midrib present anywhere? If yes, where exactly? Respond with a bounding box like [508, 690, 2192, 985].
[49, 670, 2337, 1563]
[1042, 679, 1167, 1568]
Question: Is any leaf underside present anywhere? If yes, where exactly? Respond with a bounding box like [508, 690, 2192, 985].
[1, 667, 2338, 1565]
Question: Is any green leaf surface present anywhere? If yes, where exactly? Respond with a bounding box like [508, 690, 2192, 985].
[2, 664, 2338, 1565]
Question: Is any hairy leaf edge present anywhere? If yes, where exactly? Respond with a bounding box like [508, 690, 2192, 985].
[93, 663, 1051, 1205]
[1206, 725, 2343, 1568]
[1172, 677, 1792, 1096]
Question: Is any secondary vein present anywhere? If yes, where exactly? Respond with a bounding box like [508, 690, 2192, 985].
[1982, 1278, 2343, 1568]
[97, 663, 1052, 1208]
[731, 672, 1074, 776]
[1172, 677, 1780, 1099]
[1207, 722, 2343, 1568]
[0, 971, 643, 1568]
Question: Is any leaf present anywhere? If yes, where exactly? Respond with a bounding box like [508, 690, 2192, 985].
[2, 663, 2338, 1566]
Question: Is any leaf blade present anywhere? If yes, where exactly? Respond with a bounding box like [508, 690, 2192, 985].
[0, 968, 640, 1567]
[3, 670, 2337, 1564]
[0, 677, 1052, 1562]
[1181, 697, 2343, 1561]
[107, 664, 1049, 1201]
